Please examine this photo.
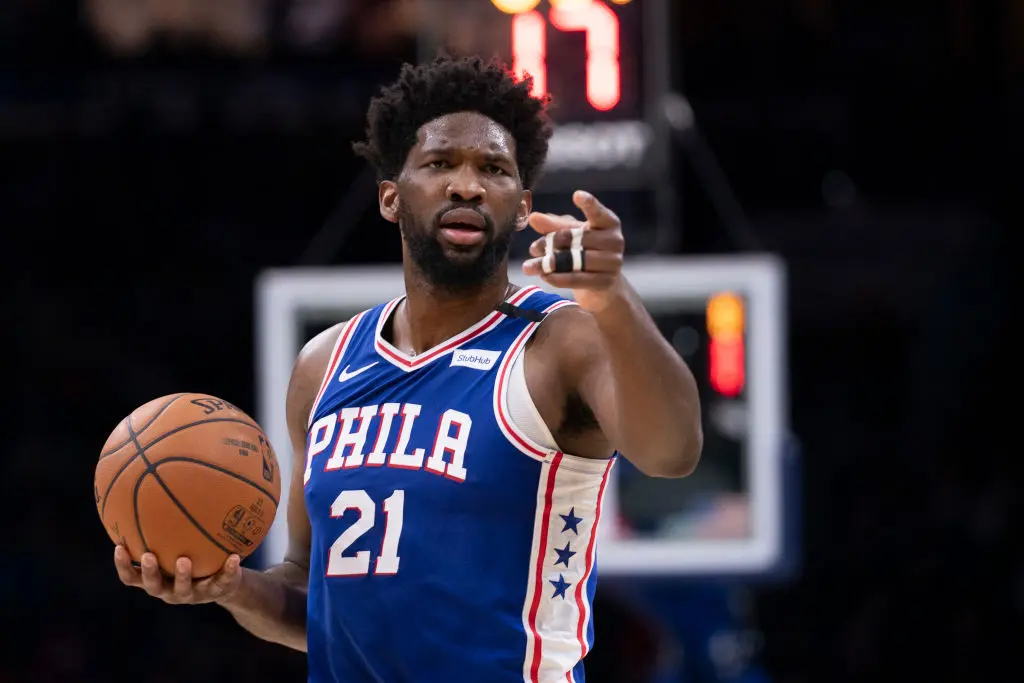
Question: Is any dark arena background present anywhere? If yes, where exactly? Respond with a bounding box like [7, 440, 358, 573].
[4, 1, 1018, 682]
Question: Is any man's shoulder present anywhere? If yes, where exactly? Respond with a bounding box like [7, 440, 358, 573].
[297, 320, 351, 372]
[287, 320, 353, 422]
[292, 301, 390, 379]
[527, 300, 600, 366]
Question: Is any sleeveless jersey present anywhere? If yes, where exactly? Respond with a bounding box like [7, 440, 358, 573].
[303, 286, 615, 683]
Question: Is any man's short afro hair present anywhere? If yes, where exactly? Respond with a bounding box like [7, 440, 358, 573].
[353, 54, 554, 190]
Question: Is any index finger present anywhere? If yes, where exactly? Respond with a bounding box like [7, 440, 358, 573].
[572, 190, 620, 230]
[527, 212, 585, 236]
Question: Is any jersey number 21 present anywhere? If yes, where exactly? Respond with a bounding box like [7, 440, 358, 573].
[325, 489, 404, 576]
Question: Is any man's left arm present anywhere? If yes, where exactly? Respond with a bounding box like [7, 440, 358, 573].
[523, 191, 703, 478]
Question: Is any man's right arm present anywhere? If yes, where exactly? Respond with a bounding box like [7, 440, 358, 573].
[217, 322, 348, 652]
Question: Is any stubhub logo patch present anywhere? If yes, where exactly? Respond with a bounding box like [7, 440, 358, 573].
[450, 348, 502, 371]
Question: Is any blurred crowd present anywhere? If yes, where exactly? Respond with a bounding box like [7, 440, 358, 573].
[83, 0, 419, 56]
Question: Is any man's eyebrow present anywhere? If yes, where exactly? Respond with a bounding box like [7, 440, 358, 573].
[418, 145, 454, 155]
[482, 151, 514, 164]
[417, 147, 514, 163]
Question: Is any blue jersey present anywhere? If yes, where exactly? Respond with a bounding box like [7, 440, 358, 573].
[302, 286, 615, 683]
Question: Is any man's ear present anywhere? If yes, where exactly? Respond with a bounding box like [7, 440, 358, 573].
[380, 180, 399, 224]
[515, 190, 533, 232]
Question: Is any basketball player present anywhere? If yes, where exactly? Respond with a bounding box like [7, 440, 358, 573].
[114, 55, 703, 682]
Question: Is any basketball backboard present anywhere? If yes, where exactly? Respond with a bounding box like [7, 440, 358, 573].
[254, 256, 793, 577]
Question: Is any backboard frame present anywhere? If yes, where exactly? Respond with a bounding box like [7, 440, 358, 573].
[254, 255, 789, 576]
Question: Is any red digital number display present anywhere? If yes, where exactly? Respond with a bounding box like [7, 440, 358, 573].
[510, 0, 622, 111]
[706, 293, 746, 398]
[709, 337, 745, 398]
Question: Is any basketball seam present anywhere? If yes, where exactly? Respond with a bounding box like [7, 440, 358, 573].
[125, 416, 238, 561]
[99, 416, 262, 518]
[132, 470, 152, 555]
[100, 393, 185, 458]
[155, 457, 279, 508]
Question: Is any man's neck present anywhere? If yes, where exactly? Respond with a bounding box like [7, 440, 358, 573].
[395, 267, 513, 355]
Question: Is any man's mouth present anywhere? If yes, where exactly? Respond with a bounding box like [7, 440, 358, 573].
[439, 208, 487, 246]
[439, 226, 486, 246]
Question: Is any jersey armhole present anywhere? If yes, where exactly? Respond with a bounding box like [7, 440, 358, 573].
[492, 299, 578, 462]
[508, 349, 560, 451]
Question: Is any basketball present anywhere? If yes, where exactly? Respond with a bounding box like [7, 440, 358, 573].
[94, 393, 282, 578]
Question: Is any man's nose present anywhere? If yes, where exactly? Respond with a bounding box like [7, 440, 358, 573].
[446, 165, 486, 203]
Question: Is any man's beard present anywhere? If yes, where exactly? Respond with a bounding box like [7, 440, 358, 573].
[400, 204, 515, 293]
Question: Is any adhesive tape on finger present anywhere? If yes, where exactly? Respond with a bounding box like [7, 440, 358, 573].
[569, 227, 585, 272]
[542, 232, 556, 274]
[570, 227, 584, 250]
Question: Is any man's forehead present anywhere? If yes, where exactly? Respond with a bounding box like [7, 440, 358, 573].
[415, 112, 516, 155]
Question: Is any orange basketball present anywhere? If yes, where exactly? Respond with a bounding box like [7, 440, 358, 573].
[94, 393, 282, 578]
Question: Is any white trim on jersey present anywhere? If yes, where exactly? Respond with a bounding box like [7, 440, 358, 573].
[374, 286, 542, 372]
[492, 299, 578, 462]
[521, 452, 614, 683]
[490, 298, 616, 682]
[508, 349, 561, 451]
[307, 312, 366, 429]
